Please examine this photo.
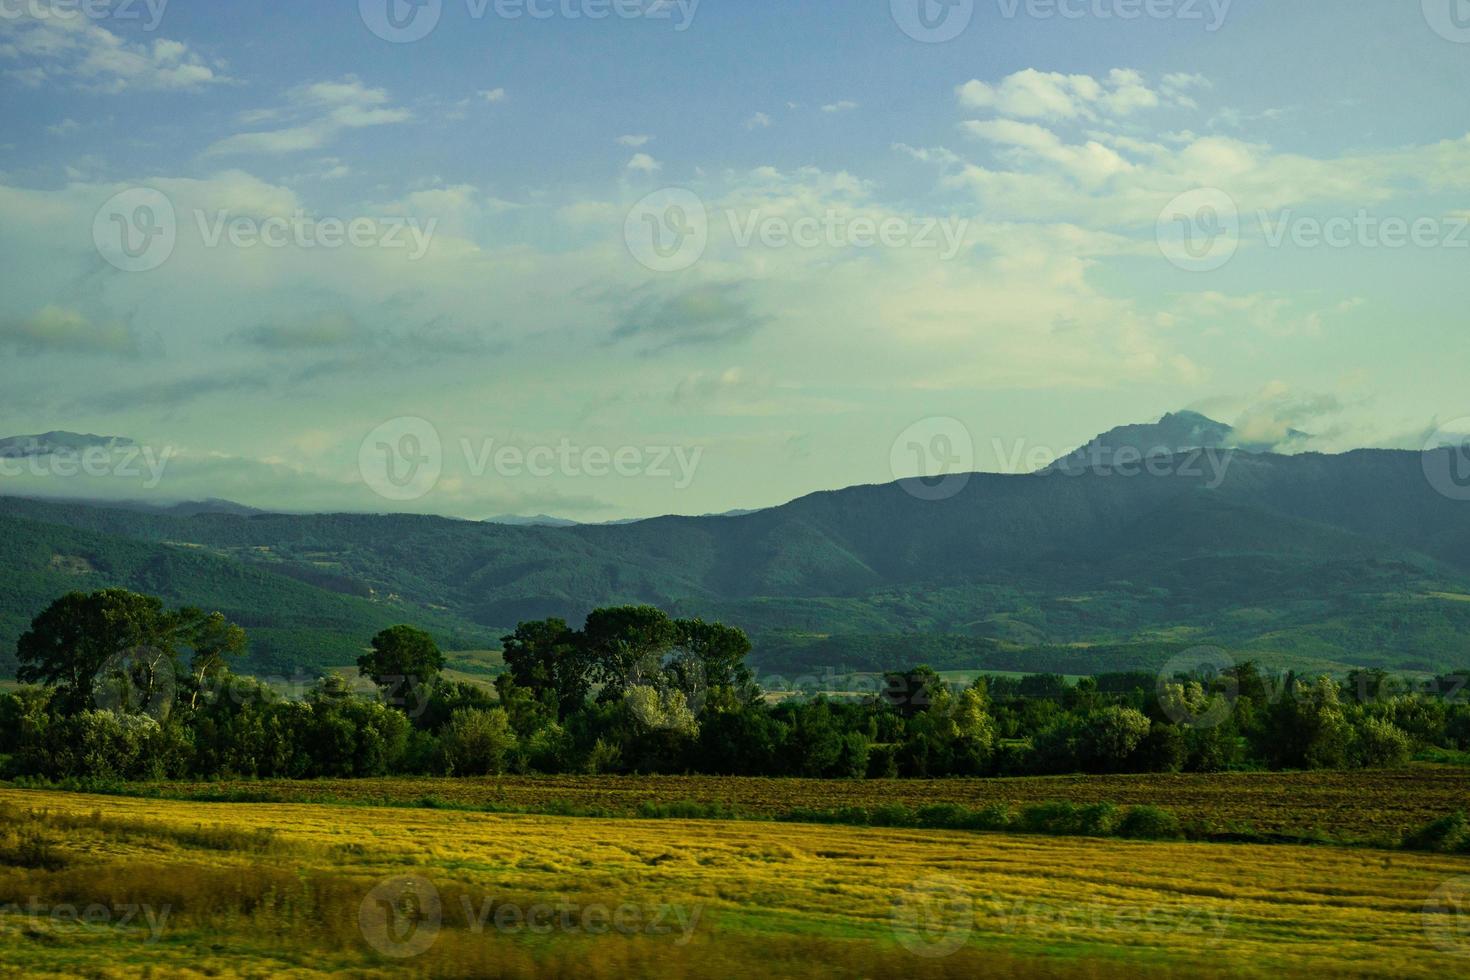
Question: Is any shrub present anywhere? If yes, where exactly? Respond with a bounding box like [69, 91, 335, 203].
[869, 803, 913, 827]
[583, 738, 623, 775]
[915, 803, 970, 829]
[1076, 803, 1119, 836]
[1019, 802, 1075, 835]
[1401, 812, 1469, 853]
[1351, 717, 1413, 768]
[1117, 805, 1185, 840]
[440, 708, 516, 775]
[972, 803, 1015, 832]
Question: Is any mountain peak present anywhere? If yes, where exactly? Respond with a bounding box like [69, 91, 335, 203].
[1049, 410, 1236, 473]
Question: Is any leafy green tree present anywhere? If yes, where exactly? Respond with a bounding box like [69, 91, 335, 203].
[696, 705, 786, 775]
[500, 617, 588, 720]
[1350, 715, 1412, 768]
[493, 674, 555, 736]
[582, 605, 677, 698]
[1137, 721, 1187, 773]
[1086, 706, 1152, 770]
[357, 625, 445, 712]
[625, 685, 699, 736]
[180, 610, 247, 710]
[672, 618, 755, 698]
[1258, 676, 1353, 769]
[881, 665, 944, 719]
[302, 683, 410, 777]
[417, 678, 500, 732]
[16, 590, 184, 715]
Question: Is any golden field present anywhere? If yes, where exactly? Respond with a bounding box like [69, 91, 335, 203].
[127, 765, 1470, 844]
[2, 787, 1469, 978]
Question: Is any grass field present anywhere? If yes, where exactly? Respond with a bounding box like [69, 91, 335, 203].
[2, 787, 1468, 978]
[97, 765, 1470, 846]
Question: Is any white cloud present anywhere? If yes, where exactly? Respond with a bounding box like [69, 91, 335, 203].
[962, 119, 1134, 186]
[478, 87, 507, 102]
[956, 69, 1192, 122]
[0, 8, 226, 93]
[617, 134, 652, 147]
[206, 76, 411, 157]
[626, 153, 662, 173]
[821, 100, 859, 113]
[745, 112, 772, 130]
[893, 143, 962, 168]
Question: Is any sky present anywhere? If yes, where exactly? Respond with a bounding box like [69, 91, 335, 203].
[1, 0, 1468, 520]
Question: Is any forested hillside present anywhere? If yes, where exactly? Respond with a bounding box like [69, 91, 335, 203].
[3, 447, 1470, 676]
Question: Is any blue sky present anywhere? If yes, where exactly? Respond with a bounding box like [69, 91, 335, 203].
[2, 1, 1468, 518]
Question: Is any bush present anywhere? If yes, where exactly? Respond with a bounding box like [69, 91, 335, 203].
[1018, 802, 1069, 834]
[1351, 717, 1412, 768]
[1117, 805, 1184, 840]
[915, 803, 969, 829]
[1401, 812, 1469, 853]
[440, 708, 516, 775]
[972, 803, 1015, 831]
[869, 803, 914, 827]
[583, 738, 623, 775]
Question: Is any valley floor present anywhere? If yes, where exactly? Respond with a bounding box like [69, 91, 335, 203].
[2, 786, 1468, 978]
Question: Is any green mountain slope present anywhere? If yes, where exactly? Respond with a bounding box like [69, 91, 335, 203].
[3, 445, 1470, 675]
[0, 513, 498, 676]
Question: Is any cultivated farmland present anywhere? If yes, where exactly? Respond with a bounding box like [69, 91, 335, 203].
[1, 788, 1467, 978]
[106, 764, 1470, 846]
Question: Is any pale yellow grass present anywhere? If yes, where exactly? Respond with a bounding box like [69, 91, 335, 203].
[1, 788, 1467, 978]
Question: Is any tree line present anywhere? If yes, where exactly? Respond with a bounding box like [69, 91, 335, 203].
[2, 589, 1468, 782]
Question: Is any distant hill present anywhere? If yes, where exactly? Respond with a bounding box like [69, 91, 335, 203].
[0, 511, 499, 678]
[2, 415, 1469, 677]
[0, 431, 135, 458]
[483, 514, 580, 528]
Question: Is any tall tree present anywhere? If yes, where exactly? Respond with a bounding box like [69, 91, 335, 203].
[673, 618, 755, 698]
[357, 625, 445, 708]
[581, 606, 677, 699]
[180, 609, 248, 710]
[500, 617, 588, 720]
[16, 589, 183, 715]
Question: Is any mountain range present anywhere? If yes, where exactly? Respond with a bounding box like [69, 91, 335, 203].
[2, 412, 1469, 679]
